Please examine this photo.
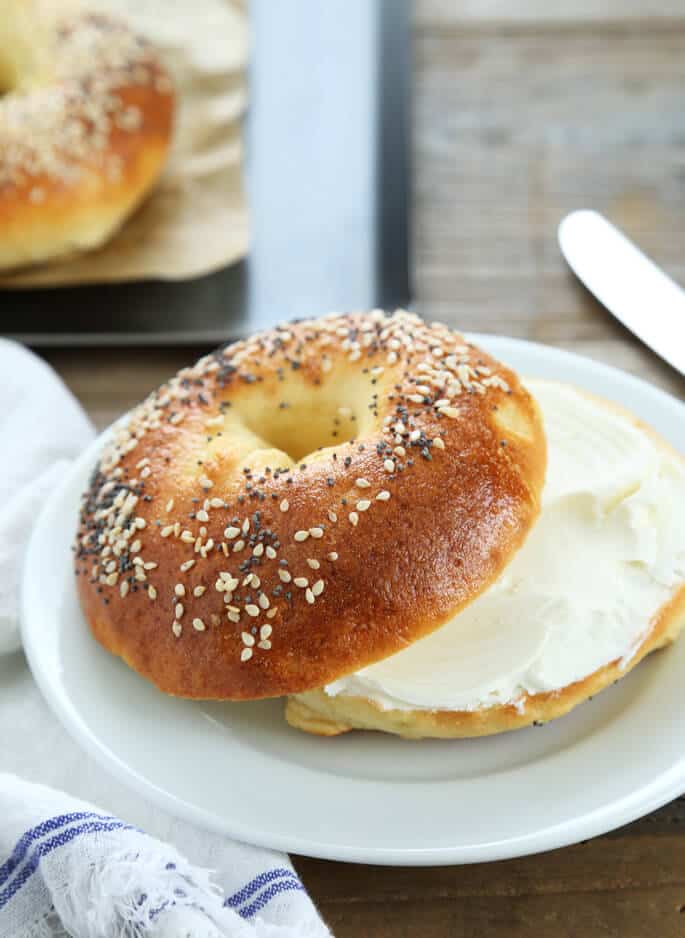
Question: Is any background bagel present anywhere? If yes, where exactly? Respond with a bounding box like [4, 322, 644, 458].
[74, 310, 546, 700]
[0, 1, 174, 271]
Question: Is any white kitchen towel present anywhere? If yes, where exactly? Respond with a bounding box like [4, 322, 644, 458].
[0, 339, 94, 656]
[0, 773, 330, 937]
[0, 344, 331, 937]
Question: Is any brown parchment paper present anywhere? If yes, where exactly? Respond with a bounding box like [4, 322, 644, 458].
[0, 0, 248, 288]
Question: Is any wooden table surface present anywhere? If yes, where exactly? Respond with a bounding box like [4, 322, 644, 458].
[35, 2, 685, 935]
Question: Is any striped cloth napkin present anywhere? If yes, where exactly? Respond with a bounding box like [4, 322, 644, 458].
[0, 340, 331, 937]
[0, 774, 330, 937]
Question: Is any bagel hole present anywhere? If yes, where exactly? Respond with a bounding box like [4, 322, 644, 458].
[232, 382, 376, 464]
[241, 404, 360, 463]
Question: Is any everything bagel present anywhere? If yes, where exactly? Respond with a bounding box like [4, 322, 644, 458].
[0, 1, 174, 271]
[74, 310, 546, 700]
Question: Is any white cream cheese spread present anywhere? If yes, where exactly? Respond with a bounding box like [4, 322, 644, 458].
[325, 380, 685, 712]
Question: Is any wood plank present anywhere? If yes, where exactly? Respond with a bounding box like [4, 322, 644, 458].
[417, 0, 685, 27]
[311, 887, 685, 938]
[296, 828, 685, 936]
[413, 27, 685, 407]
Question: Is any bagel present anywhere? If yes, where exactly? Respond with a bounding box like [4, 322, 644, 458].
[74, 310, 546, 700]
[0, 1, 174, 271]
[286, 381, 685, 738]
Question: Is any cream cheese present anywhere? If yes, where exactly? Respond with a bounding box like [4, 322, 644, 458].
[325, 381, 685, 712]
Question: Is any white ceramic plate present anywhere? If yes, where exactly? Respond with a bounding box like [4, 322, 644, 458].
[22, 336, 685, 866]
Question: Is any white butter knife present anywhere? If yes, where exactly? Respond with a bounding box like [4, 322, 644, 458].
[558, 210, 685, 377]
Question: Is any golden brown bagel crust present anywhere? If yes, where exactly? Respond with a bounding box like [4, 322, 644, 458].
[0, 12, 174, 271]
[285, 384, 685, 738]
[74, 310, 546, 700]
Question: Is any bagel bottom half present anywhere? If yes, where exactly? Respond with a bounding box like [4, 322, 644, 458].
[286, 380, 685, 739]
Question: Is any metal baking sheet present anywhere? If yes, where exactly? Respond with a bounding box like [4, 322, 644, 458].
[1, 0, 411, 347]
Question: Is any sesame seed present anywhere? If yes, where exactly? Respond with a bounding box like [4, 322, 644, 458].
[355, 478, 370, 488]
[210, 497, 224, 508]
[228, 611, 241, 623]
[225, 526, 240, 539]
[241, 631, 255, 646]
[193, 586, 206, 597]
[356, 500, 371, 511]
[106, 573, 118, 586]
[312, 579, 324, 596]
[278, 569, 292, 583]
[260, 624, 272, 640]
[196, 510, 209, 523]
[294, 577, 308, 588]
[252, 543, 264, 558]
[434, 398, 450, 408]
[233, 540, 246, 552]
[130, 539, 142, 553]
[172, 622, 182, 638]
[136, 458, 150, 469]
[328, 510, 338, 523]
[376, 490, 391, 501]
[327, 551, 338, 561]
[349, 512, 359, 526]
[199, 476, 213, 489]
[383, 459, 395, 473]
[433, 437, 445, 450]
[175, 603, 184, 619]
[409, 429, 421, 442]
[266, 546, 277, 559]
[242, 519, 250, 534]
[266, 608, 278, 619]
[174, 584, 185, 597]
[180, 560, 195, 572]
[294, 530, 309, 542]
[305, 588, 315, 604]
[241, 647, 253, 662]
[258, 594, 270, 610]
[306, 558, 320, 569]
[193, 618, 206, 632]
[120, 581, 129, 598]
[438, 406, 460, 419]
[258, 639, 272, 650]
[180, 531, 195, 544]
[280, 499, 290, 512]
[245, 604, 260, 617]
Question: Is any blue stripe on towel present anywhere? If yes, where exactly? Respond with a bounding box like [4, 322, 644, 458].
[239, 878, 306, 919]
[0, 820, 132, 910]
[224, 867, 298, 908]
[0, 812, 116, 887]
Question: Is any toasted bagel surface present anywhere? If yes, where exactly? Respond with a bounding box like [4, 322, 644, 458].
[75, 310, 545, 699]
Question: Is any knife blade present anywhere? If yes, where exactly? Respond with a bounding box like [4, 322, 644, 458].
[558, 210, 685, 377]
